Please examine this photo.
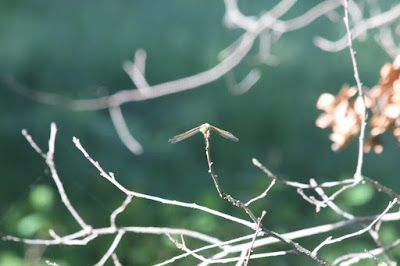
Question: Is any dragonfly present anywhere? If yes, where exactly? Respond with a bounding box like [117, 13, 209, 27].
[169, 123, 239, 144]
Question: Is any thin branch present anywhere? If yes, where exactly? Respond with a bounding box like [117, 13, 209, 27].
[244, 211, 266, 266]
[368, 228, 396, 266]
[110, 194, 133, 228]
[202, 135, 329, 265]
[166, 234, 209, 263]
[362, 176, 400, 201]
[73, 136, 256, 229]
[156, 233, 258, 266]
[6, 0, 343, 113]
[199, 250, 297, 265]
[5, 191, 400, 264]
[226, 68, 262, 95]
[252, 158, 355, 189]
[201, 129, 261, 226]
[7, 31, 257, 111]
[343, 0, 366, 180]
[314, 3, 400, 52]
[245, 179, 276, 206]
[257, 30, 279, 65]
[3, 226, 222, 247]
[321, 179, 360, 204]
[123, 49, 150, 94]
[22, 123, 91, 232]
[271, 0, 342, 32]
[332, 238, 400, 265]
[364, 249, 386, 265]
[94, 230, 125, 266]
[216, 211, 400, 254]
[47, 122, 57, 158]
[258, 227, 331, 265]
[312, 198, 398, 255]
[223, 0, 297, 32]
[297, 188, 327, 212]
[21, 129, 46, 159]
[311, 179, 355, 219]
[235, 249, 248, 266]
[203, 130, 226, 198]
[109, 105, 143, 155]
[111, 253, 123, 266]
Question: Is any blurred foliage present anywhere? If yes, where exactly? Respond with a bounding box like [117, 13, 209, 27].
[29, 185, 54, 211]
[1, 0, 400, 265]
[342, 184, 375, 207]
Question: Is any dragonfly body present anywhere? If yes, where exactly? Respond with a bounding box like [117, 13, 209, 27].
[169, 123, 239, 144]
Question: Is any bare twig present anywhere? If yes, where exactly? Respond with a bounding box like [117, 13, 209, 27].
[6, 129, 400, 265]
[198, 250, 296, 265]
[6, 0, 346, 114]
[257, 228, 331, 265]
[321, 179, 360, 205]
[109, 105, 143, 155]
[73, 136, 256, 229]
[111, 253, 123, 266]
[155, 234, 255, 266]
[315, 3, 400, 52]
[213, 211, 400, 255]
[244, 211, 266, 266]
[225, 68, 262, 95]
[21, 129, 46, 159]
[166, 233, 209, 263]
[297, 188, 327, 212]
[312, 198, 398, 255]
[368, 228, 397, 266]
[364, 249, 386, 265]
[245, 179, 276, 206]
[94, 230, 125, 266]
[6, 30, 257, 111]
[253, 158, 355, 189]
[110, 194, 133, 228]
[123, 49, 150, 94]
[270, 0, 342, 33]
[362, 176, 400, 201]
[311, 179, 355, 219]
[332, 238, 400, 265]
[6, 0, 349, 164]
[235, 249, 248, 266]
[201, 131, 260, 224]
[343, 0, 367, 180]
[3, 226, 222, 247]
[203, 130, 226, 198]
[22, 123, 91, 232]
[203, 133, 329, 265]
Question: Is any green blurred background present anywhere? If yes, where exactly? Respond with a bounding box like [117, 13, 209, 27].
[1, 1, 399, 265]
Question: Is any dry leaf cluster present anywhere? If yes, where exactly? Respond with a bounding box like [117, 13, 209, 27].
[316, 55, 400, 153]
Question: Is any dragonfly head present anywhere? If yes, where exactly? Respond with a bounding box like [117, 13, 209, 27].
[199, 123, 211, 133]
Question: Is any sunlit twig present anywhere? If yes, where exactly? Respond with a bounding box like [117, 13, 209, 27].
[22, 123, 91, 232]
[245, 179, 276, 207]
[244, 211, 266, 266]
[312, 198, 398, 255]
[94, 231, 125, 266]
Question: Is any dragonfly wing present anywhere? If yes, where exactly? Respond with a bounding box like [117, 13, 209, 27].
[210, 126, 239, 142]
[168, 126, 200, 144]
